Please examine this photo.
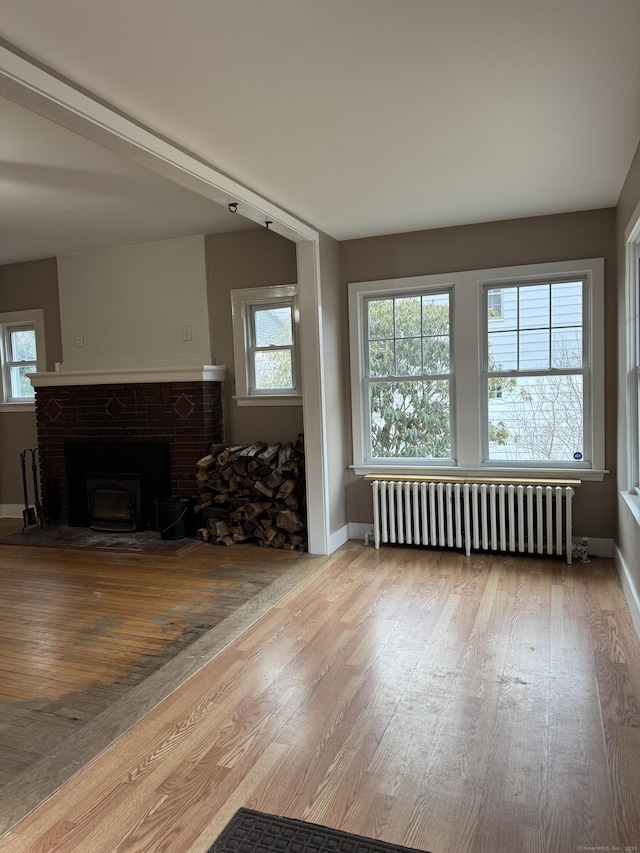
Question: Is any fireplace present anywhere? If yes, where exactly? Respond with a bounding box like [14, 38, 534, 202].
[31, 366, 225, 528]
[87, 474, 143, 532]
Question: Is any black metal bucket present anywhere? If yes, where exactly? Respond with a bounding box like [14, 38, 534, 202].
[155, 496, 195, 540]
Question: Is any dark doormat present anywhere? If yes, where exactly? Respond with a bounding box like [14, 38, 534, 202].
[0, 525, 201, 556]
[208, 809, 432, 853]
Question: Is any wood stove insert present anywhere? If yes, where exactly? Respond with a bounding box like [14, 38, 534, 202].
[86, 474, 143, 532]
[66, 443, 170, 530]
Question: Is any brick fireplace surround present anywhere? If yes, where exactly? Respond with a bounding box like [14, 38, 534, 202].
[31, 367, 224, 526]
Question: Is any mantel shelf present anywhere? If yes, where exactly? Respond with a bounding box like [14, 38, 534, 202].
[29, 365, 226, 388]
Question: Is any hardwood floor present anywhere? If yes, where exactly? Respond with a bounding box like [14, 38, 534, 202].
[2, 541, 639, 852]
[0, 520, 323, 813]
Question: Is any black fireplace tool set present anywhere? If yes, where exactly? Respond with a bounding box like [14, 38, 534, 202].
[20, 447, 61, 530]
[20, 447, 42, 530]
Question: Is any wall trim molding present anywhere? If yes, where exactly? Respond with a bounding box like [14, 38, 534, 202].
[1, 504, 24, 519]
[348, 522, 374, 542]
[614, 542, 640, 641]
[572, 536, 613, 558]
[328, 524, 352, 552]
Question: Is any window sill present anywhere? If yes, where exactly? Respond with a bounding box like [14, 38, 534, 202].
[621, 490, 640, 528]
[351, 464, 608, 482]
[0, 402, 35, 413]
[233, 394, 303, 408]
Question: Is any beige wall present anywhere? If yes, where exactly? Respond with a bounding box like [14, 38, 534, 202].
[341, 209, 618, 539]
[0, 257, 62, 508]
[57, 236, 211, 371]
[205, 228, 303, 445]
[616, 138, 640, 603]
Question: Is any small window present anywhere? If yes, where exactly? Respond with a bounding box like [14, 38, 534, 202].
[231, 285, 301, 406]
[0, 309, 46, 408]
[248, 301, 295, 393]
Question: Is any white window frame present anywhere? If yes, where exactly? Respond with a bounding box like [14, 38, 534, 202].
[0, 309, 46, 411]
[362, 286, 455, 464]
[349, 258, 605, 480]
[230, 284, 302, 407]
[480, 276, 590, 468]
[624, 208, 640, 496]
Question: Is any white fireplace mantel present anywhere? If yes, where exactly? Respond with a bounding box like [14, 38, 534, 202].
[29, 364, 226, 388]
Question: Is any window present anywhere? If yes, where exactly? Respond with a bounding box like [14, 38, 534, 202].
[231, 285, 301, 406]
[364, 290, 452, 460]
[349, 259, 605, 478]
[0, 309, 46, 409]
[484, 279, 586, 463]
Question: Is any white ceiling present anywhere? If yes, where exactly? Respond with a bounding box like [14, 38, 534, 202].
[1, 0, 640, 262]
[0, 95, 256, 265]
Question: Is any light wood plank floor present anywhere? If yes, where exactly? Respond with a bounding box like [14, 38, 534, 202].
[2, 542, 640, 853]
[0, 519, 324, 810]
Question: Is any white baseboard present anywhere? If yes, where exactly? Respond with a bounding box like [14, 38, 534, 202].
[328, 524, 351, 553]
[572, 536, 613, 558]
[338, 527, 615, 562]
[349, 522, 373, 541]
[1, 504, 24, 519]
[614, 543, 640, 641]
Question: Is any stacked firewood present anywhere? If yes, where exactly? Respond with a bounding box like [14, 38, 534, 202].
[195, 437, 306, 550]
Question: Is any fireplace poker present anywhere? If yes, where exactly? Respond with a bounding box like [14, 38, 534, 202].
[20, 447, 40, 530]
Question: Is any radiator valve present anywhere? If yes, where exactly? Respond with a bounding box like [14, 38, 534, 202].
[363, 530, 374, 546]
[574, 537, 591, 563]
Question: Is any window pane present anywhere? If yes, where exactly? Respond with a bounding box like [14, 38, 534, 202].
[10, 328, 37, 361]
[396, 337, 422, 375]
[10, 365, 35, 399]
[368, 299, 394, 340]
[395, 296, 421, 338]
[487, 374, 583, 461]
[369, 380, 450, 459]
[423, 335, 449, 373]
[254, 305, 293, 347]
[552, 281, 582, 327]
[519, 284, 549, 329]
[488, 330, 518, 371]
[253, 350, 293, 390]
[552, 327, 582, 368]
[422, 294, 449, 335]
[369, 339, 394, 377]
[519, 328, 550, 370]
[492, 287, 518, 331]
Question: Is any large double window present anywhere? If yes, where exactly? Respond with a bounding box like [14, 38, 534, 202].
[349, 259, 604, 477]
